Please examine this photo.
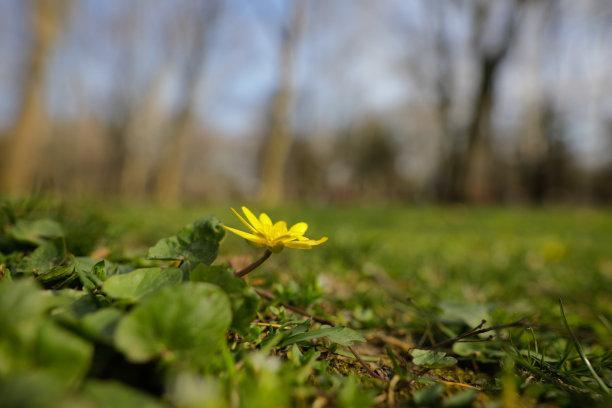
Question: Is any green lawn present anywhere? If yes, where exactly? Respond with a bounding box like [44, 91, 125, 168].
[1, 200, 610, 407]
[108, 204, 612, 326]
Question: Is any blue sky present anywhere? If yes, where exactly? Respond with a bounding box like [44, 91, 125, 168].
[1, 0, 611, 164]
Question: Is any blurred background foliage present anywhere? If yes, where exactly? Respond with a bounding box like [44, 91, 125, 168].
[0, 0, 611, 204]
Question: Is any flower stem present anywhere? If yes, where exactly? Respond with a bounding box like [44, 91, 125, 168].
[235, 249, 272, 278]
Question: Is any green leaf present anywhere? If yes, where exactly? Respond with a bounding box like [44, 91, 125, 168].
[147, 217, 224, 268]
[114, 282, 232, 364]
[50, 290, 120, 344]
[37, 256, 97, 290]
[33, 320, 93, 385]
[410, 349, 457, 368]
[280, 326, 365, 347]
[190, 264, 259, 333]
[0, 278, 55, 326]
[8, 219, 64, 246]
[0, 279, 92, 387]
[439, 301, 490, 328]
[442, 390, 476, 407]
[103, 267, 183, 302]
[452, 341, 501, 362]
[337, 376, 375, 408]
[15, 241, 65, 278]
[81, 308, 123, 345]
[83, 380, 163, 408]
[413, 384, 444, 406]
[51, 290, 103, 325]
[0, 372, 68, 408]
[92, 259, 120, 281]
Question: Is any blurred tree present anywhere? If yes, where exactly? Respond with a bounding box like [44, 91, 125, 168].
[516, 106, 578, 202]
[285, 137, 326, 199]
[430, 0, 461, 202]
[151, 1, 222, 204]
[0, 0, 73, 194]
[335, 119, 408, 200]
[591, 122, 612, 202]
[429, 0, 527, 203]
[119, 68, 171, 199]
[113, 2, 174, 199]
[462, 0, 524, 203]
[514, 0, 565, 203]
[101, 4, 142, 196]
[258, 0, 307, 205]
[430, 0, 539, 203]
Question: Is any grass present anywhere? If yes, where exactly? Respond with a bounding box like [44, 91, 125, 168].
[102, 203, 611, 405]
[2, 199, 611, 406]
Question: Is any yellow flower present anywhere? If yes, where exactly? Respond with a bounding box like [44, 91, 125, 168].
[222, 207, 328, 252]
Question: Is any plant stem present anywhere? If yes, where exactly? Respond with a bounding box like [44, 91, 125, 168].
[429, 318, 527, 349]
[559, 299, 609, 394]
[234, 256, 382, 380]
[235, 249, 272, 278]
[254, 288, 335, 326]
[252, 287, 382, 379]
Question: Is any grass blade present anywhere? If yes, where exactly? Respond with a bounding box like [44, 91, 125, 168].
[558, 299, 609, 394]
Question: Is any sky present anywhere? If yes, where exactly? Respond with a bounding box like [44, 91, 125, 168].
[1, 0, 611, 165]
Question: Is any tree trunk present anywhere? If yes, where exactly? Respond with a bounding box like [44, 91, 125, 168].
[258, 1, 306, 205]
[431, 0, 460, 202]
[1, 0, 71, 194]
[464, 59, 497, 203]
[151, 3, 220, 205]
[153, 109, 194, 204]
[120, 69, 169, 199]
[463, 1, 521, 203]
[515, 0, 554, 203]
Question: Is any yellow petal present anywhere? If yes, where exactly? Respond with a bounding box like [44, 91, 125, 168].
[222, 225, 267, 245]
[300, 236, 328, 246]
[284, 240, 313, 249]
[242, 206, 263, 232]
[258, 213, 273, 237]
[259, 212, 272, 227]
[272, 221, 287, 239]
[231, 208, 258, 234]
[289, 222, 308, 236]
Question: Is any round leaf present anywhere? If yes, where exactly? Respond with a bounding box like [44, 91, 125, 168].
[103, 267, 183, 302]
[114, 282, 232, 363]
[410, 349, 457, 368]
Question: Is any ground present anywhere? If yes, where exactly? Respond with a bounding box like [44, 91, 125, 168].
[106, 203, 612, 405]
[1, 201, 610, 407]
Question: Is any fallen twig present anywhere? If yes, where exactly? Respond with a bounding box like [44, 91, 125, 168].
[387, 374, 401, 407]
[369, 332, 413, 352]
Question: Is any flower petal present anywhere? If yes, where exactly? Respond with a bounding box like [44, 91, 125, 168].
[284, 240, 313, 249]
[225, 207, 327, 251]
[231, 208, 258, 233]
[300, 236, 328, 246]
[242, 207, 263, 232]
[289, 222, 308, 236]
[222, 225, 267, 245]
[259, 212, 273, 227]
[272, 221, 287, 239]
[258, 212, 273, 237]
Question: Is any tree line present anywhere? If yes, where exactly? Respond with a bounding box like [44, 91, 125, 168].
[1, 0, 611, 204]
